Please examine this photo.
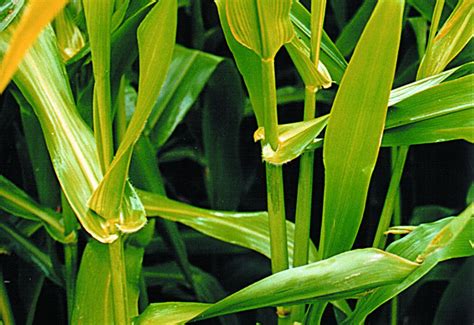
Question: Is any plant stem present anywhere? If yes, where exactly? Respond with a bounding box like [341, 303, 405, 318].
[0, 268, 15, 325]
[266, 163, 289, 273]
[64, 243, 78, 323]
[391, 295, 398, 325]
[261, 59, 279, 151]
[373, 146, 408, 249]
[108, 236, 130, 324]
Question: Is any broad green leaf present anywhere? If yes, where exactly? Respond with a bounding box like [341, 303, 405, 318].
[254, 115, 329, 165]
[346, 204, 473, 323]
[0, 0, 24, 31]
[0, 0, 68, 92]
[418, 0, 474, 78]
[138, 190, 318, 266]
[320, 0, 404, 258]
[285, 37, 332, 89]
[290, 1, 347, 83]
[0, 176, 74, 243]
[223, 0, 294, 60]
[137, 249, 418, 324]
[112, 0, 130, 31]
[335, 0, 376, 57]
[52, 7, 85, 61]
[202, 60, 243, 210]
[72, 241, 144, 323]
[0, 220, 64, 286]
[88, 0, 177, 230]
[146, 45, 222, 149]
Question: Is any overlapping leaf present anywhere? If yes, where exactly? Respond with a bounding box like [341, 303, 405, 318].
[88, 0, 177, 231]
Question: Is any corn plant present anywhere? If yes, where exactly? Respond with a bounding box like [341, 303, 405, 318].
[0, 0, 472, 324]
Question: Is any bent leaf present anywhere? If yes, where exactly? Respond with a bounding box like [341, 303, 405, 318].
[320, 0, 404, 258]
[88, 0, 177, 231]
[138, 190, 318, 266]
[346, 204, 474, 323]
[0, 0, 68, 92]
[0, 176, 74, 243]
[137, 249, 418, 324]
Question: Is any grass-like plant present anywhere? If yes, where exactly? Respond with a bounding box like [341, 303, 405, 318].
[0, 0, 472, 324]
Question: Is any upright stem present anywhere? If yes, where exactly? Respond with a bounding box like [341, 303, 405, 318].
[373, 146, 408, 248]
[266, 163, 289, 273]
[108, 236, 130, 324]
[261, 59, 279, 151]
[64, 243, 78, 323]
[0, 268, 14, 325]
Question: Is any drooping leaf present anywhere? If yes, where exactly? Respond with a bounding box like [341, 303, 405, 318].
[137, 249, 418, 324]
[0, 0, 68, 92]
[138, 190, 318, 266]
[346, 204, 473, 323]
[146, 45, 222, 149]
[88, 0, 177, 231]
[223, 0, 294, 60]
[0, 176, 74, 243]
[320, 0, 404, 258]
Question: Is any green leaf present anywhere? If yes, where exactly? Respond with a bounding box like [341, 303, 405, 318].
[88, 0, 177, 231]
[0, 27, 118, 242]
[418, 0, 474, 78]
[285, 37, 332, 89]
[408, 17, 428, 58]
[146, 45, 222, 149]
[202, 60, 243, 210]
[290, 1, 348, 83]
[320, 0, 404, 258]
[254, 115, 329, 165]
[346, 204, 473, 323]
[223, 0, 294, 60]
[137, 249, 418, 324]
[0, 0, 68, 92]
[72, 240, 144, 323]
[0, 0, 24, 31]
[0, 176, 74, 243]
[335, 0, 376, 57]
[138, 190, 318, 266]
[52, 6, 85, 61]
[0, 220, 64, 286]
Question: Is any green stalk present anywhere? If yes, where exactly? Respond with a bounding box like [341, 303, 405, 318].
[373, 146, 408, 249]
[108, 236, 130, 324]
[64, 243, 78, 323]
[266, 163, 289, 273]
[262, 59, 279, 151]
[292, 1, 326, 322]
[0, 268, 15, 325]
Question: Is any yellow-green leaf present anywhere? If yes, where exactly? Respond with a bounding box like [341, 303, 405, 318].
[223, 0, 294, 59]
[0, 0, 68, 93]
